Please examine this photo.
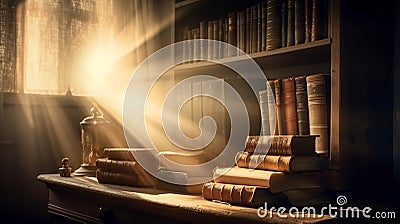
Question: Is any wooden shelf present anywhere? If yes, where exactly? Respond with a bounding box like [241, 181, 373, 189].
[174, 39, 331, 79]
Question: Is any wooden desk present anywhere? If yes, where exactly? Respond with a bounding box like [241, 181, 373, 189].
[37, 174, 331, 224]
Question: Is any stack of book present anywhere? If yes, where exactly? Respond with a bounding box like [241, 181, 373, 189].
[181, 0, 328, 61]
[96, 148, 204, 194]
[96, 148, 159, 187]
[202, 135, 338, 208]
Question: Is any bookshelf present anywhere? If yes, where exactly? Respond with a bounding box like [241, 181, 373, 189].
[167, 0, 395, 193]
[171, 0, 338, 160]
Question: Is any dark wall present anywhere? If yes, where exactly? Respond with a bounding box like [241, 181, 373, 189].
[0, 93, 126, 223]
[394, 0, 400, 189]
[339, 0, 394, 197]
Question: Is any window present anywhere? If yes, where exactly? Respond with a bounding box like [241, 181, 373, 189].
[0, 0, 160, 96]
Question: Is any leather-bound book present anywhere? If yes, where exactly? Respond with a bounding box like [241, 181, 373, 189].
[311, 0, 328, 41]
[227, 12, 237, 57]
[244, 135, 317, 155]
[267, 80, 278, 135]
[281, 0, 288, 48]
[274, 79, 286, 134]
[199, 21, 207, 59]
[295, 0, 305, 45]
[282, 77, 298, 135]
[305, 0, 312, 42]
[286, 0, 295, 46]
[306, 73, 330, 154]
[295, 76, 310, 135]
[207, 21, 214, 60]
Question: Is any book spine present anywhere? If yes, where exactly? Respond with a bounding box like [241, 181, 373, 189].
[282, 77, 298, 135]
[199, 21, 207, 59]
[266, 0, 281, 50]
[96, 169, 138, 186]
[202, 182, 258, 206]
[295, 76, 310, 135]
[281, 0, 288, 48]
[261, 1, 266, 52]
[287, 0, 295, 46]
[267, 80, 278, 135]
[311, 0, 327, 41]
[236, 152, 291, 172]
[187, 27, 193, 61]
[307, 74, 330, 154]
[295, 0, 306, 45]
[228, 12, 237, 57]
[251, 5, 258, 53]
[245, 7, 251, 53]
[96, 159, 137, 175]
[224, 18, 229, 57]
[182, 26, 189, 62]
[207, 21, 214, 60]
[259, 90, 269, 136]
[257, 3, 262, 53]
[245, 135, 293, 155]
[218, 19, 224, 58]
[274, 79, 286, 134]
[304, 0, 312, 43]
[213, 20, 219, 59]
[192, 28, 200, 60]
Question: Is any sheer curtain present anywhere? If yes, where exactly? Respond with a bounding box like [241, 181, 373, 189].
[0, 0, 160, 95]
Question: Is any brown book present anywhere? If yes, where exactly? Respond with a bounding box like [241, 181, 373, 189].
[281, 0, 288, 48]
[295, 76, 310, 135]
[245, 7, 251, 53]
[96, 158, 137, 175]
[307, 74, 330, 154]
[207, 20, 214, 60]
[104, 148, 158, 161]
[199, 21, 207, 59]
[267, 80, 278, 135]
[287, 0, 295, 46]
[192, 28, 200, 60]
[266, 0, 282, 50]
[282, 77, 298, 135]
[250, 5, 257, 53]
[274, 79, 286, 134]
[213, 20, 219, 59]
[235, 151, 327, 172]
[227, 12, 237, 57]
[304, 0, 312, 42]
[96, 168, 156, 187]
[213, 166, 322, 193]
[182, 26, 189, 61]
[311, 0, 328, 41]
[202, 182, 288, 207]
[295, 0, 305, 45]
[244, 135, 316, 155]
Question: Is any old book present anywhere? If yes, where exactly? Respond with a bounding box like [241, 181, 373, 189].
[104, 148, 158, 162]
[213, 20, 219, 59]
[244, 135, 316, 155]
[182, 26, 189, 61]
[295, 76, 310, 135]
[227, 12, 237, 57]
[96, 168, 156, 187]
[295, 0, 305, 45]
[282, 77, 298, 135]
[235, 151, 327, 172]
[192, 28, 200, 60]
[286, 0, 295, 46]
[259, 90, 270, 136]
[311, 0, 328, 41]
[307, 74, 330, 154]
[281, 0, 288, 48]
[274, 79, 286, 134]
[218, 19, 224, 58]
[96, 158, 137, 175]
[245, 7, 251, 53]
[237, 11, 245, 54]
[199, 21, 207, 59]
[261, 1, 266, 52]
[267, 80, 278, 135]
[213, 166, 322, 193]
[305, 0, 312, 42]
[207, 20, 214, 60]
[256, 3, 262, 52]
[187, 27, 193, 61]
[250, 5, 257, 53]
[202, 182, 289, 207]
[266, 0, 282, 50]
